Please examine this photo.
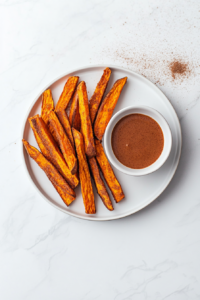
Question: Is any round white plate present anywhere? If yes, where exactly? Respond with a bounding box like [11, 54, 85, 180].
[22, 65, 182, 221]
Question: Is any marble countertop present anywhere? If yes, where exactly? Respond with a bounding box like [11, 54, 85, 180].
[1, 0, 200, 299]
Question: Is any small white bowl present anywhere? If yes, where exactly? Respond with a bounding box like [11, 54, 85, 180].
[104, 105, 172, 176]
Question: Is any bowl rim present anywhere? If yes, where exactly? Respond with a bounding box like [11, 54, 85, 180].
[104, 105, 172, 176]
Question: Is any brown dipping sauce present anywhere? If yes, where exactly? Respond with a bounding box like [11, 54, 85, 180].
[111, 114, 164, 169]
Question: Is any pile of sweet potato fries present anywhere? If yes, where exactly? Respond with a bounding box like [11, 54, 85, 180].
[23, 68, 127, 214]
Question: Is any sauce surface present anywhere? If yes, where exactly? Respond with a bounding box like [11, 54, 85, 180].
[111, 114, 164, 169]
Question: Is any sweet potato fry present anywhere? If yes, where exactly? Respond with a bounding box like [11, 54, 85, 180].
[48, 111, 77, 174]
[29, 115, 58, 162]
[56, 110, 74, 147]
[72, 128, 95, 214]
[95, 139, 124, 203]
[69, 87, 81, 131]
[29, 117, 51, 160]
[29, 115, 79, 189]
[89, 67, 111, 124]
[94, 77, 127, 141]
[55, 76, 79, 112]
[89, 157, 114, 211]
[41, 89, 54, 124]
[78, 81, 96, 158]
[22, 140, 76, 206]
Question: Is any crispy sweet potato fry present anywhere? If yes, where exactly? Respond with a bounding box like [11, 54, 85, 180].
[56, 110, 74, 147]
[29, 117, 51, 160]
[95, 139, 124, 203]
[72, 128, 95, 214]
[55, 76, 79, 112]
[69, 87, 81, 131]
[48, 111, 77, 174]
[89, 67, 111, 124]
[22, 140, 76, 206]
[94, 77, 127, 141]
[41, 89, 54, 124]
[29, 115, 58, 162]
[29, 115, 79, 189]
[78, 81, 96, 158]
[89, 157, 114, 211]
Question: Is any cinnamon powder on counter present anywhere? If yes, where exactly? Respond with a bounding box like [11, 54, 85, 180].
[98, 45, 196, 85]
[169, 61, 189, 79]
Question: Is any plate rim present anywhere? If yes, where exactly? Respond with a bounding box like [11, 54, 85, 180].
[21, 64, 182, 221]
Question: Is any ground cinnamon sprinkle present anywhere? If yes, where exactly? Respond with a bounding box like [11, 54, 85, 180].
[169, 61, 188, 79]
[97, 45, 196, 85]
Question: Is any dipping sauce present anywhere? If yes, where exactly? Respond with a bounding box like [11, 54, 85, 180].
[111, 114, 164, 169]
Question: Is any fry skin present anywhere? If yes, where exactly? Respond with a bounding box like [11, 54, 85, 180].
[89, 67, 111, 124]
[94, 77, 127, 141]
[55, 76, 79, 112]
[69, 87, 81, 131]
[41, 89, 54, 124]
[78, 81, 96, 158]
[95, 139, 124, 203]
[56, 110, 74, 147]
[22, 140, 76, 206]
[72, 128, 96, 214]
[89, 157, 114, 211]
[48, 111, 77, 175]
[29, 115, 79, 189]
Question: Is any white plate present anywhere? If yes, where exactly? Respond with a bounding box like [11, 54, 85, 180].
[21, 65, 182, 221]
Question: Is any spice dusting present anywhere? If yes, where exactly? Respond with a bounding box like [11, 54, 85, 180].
[97, 45, 196, 85]
[169, 61, 188, 79]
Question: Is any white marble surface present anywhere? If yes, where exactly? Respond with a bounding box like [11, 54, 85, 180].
[1, 0, 200, 299]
